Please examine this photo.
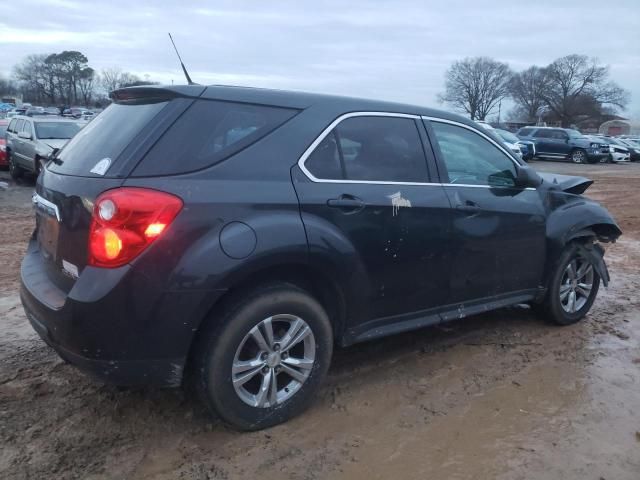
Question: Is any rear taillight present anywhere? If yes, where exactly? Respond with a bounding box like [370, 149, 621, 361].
[88, 187, 183, 268]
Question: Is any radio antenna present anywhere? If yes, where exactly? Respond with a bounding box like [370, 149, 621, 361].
[168, 33, 195, 85]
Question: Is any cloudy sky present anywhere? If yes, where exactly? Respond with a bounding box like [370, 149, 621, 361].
[1, 0, 639, 118]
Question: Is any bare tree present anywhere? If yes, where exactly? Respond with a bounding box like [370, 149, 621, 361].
[100, 67, 123, 93]
[100, 68, 143, 93]
[509, 66, 549, 122]
[77, 67, 95, 106]
[438, 57, 512, 120]
[542, 55, 629, 127]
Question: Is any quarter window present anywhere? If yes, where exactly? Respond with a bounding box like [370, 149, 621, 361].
[430, 122, 518, 188]
[133, 100, 298, 176]
[7, 119, 16, 133]
[305, 116, 428, 183]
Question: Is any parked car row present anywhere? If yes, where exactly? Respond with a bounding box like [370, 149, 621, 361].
[3, 115, 83, 177]
[4, 105, 96, 120]
[511, 126, 640, 164]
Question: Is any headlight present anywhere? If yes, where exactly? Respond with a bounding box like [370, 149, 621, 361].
[590, 143, 600, 148]
[0, 144, 5, 152]
[609, 146, 615, 153]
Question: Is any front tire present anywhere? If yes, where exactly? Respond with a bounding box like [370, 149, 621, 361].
[570, 148, 587, 164]
[8, 151, 23, 179]
[539, 243, 600, 325]
[194, 284, 333, 430]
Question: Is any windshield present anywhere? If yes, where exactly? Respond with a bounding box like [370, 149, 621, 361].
[49, 101, 167, 176]
[567, 129, 583, 138]
[35, 122, 81, 139]
[496, 129, 519, 143]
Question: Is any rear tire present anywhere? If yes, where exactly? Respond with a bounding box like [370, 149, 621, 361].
[8, 151, 23, 179]
[537, 243, 600, 326]
[193, 283, 333, 430]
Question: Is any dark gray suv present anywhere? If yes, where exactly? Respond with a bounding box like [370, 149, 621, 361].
[21, 85, 621, 430]
[516, 127, 609, 163]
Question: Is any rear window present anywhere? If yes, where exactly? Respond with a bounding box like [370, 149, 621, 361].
[517, 128, 534, 137]
[48, 102, 167, 176]
[35, 122, 80, 139]
[132, 99, 298, 176]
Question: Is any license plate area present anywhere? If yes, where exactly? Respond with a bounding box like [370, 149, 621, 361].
[37, 213, 59, 261]
[34, 195, 61, 262]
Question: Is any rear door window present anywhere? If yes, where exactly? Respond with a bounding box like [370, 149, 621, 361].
[14, 119, 24, 134]
[533, 129, 552, 138]
[133, 100, 298, 176]
[48, 102, 168, 176]
[517, 127, 534, 137]
[304, 116, 428, 183]
[20, 121, 32, 137]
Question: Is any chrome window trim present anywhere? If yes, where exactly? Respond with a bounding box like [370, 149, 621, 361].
[421, 116, 523, 167]
[297, 111, 535, 191]
[32, 193, 61, 221]
[297, 111, 423, 184]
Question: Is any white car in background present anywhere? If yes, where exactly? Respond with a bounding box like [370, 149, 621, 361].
[590, 136, 630, 163]
[475, 121, 525, 159]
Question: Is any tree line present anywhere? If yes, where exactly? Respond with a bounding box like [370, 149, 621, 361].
[0, 51, 158, 107]
[439, 54, 629, 127]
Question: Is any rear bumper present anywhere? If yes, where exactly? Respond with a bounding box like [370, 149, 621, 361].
[22, 294, 184, 386]
[20, 238, 226, 387]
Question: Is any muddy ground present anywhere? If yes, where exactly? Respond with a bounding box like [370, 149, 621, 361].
[1, 161, 639, 480]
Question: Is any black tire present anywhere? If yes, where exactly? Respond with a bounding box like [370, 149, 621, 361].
[34, 156, 45, 177]
[193, 283, 333, 430]
[8, 151, 23, 179]
[537, 243, 600, 325]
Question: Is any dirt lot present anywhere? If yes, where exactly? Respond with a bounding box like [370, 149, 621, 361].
[1, 161, 639, 480]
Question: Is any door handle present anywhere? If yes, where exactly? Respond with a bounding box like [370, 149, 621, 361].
[327, 194, 365, 213]
[455, 200, 481, 214]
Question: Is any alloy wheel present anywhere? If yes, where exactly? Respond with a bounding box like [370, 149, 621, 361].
[571, 150, 586, 163]
[232, 314, 315, 408]
[559, 257, 594, 313]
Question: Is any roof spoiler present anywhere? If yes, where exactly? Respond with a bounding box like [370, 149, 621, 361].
[110, 85, 206, 104]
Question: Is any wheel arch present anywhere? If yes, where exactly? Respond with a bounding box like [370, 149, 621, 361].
[543, 205, 621, 291]
[183, 260, 348, 381]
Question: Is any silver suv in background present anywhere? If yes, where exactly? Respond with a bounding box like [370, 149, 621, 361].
[6, 116, 82, 179]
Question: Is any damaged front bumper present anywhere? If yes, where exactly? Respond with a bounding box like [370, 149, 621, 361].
[577, 242, 610, 287]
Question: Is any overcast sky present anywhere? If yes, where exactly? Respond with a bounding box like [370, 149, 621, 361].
[1, 0, 639, 119]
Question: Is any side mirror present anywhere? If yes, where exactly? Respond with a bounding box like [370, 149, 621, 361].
[515, 165, 542, 188]
[18, 131, 31, 140]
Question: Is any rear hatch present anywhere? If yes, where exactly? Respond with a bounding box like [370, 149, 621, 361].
[33, 87, 203, 293]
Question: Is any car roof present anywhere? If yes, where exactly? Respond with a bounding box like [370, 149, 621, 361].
[114, 84, 485, 131]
